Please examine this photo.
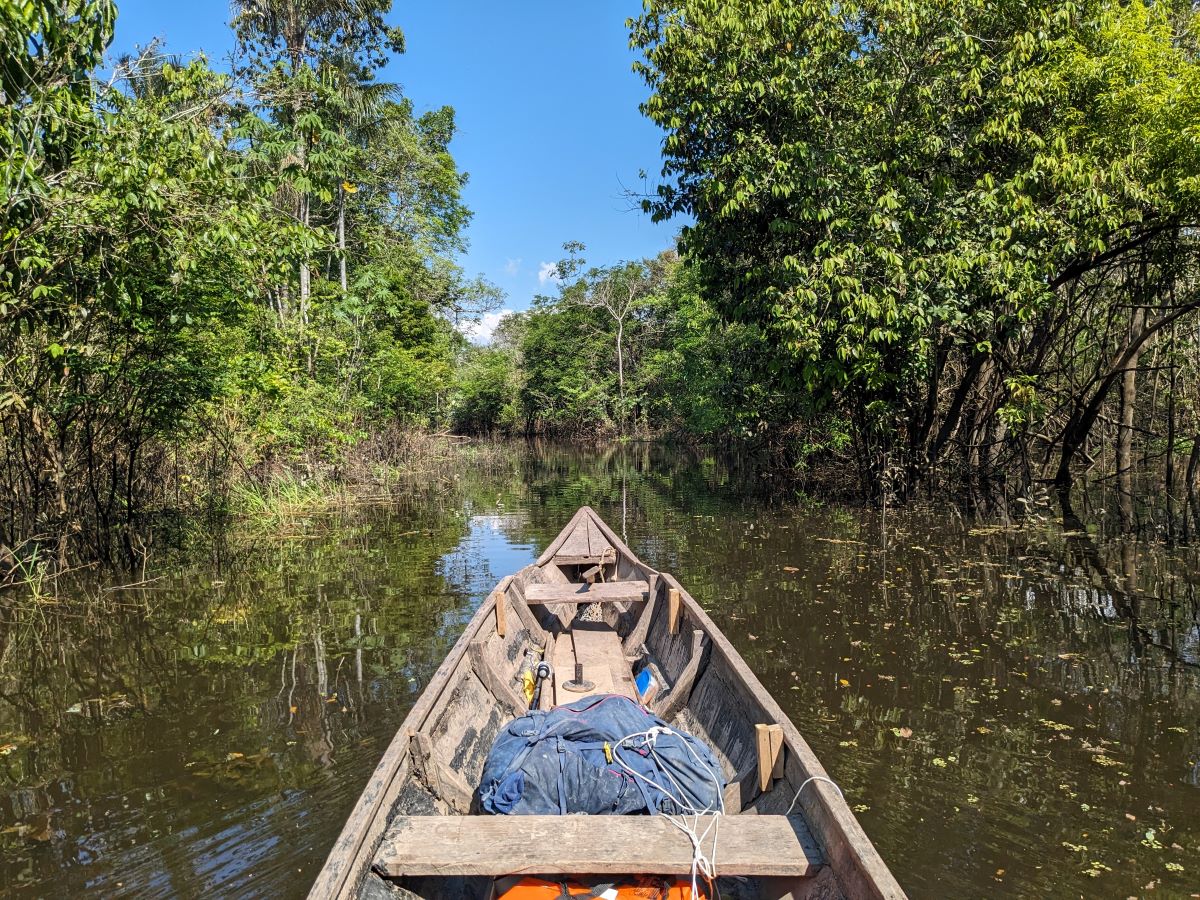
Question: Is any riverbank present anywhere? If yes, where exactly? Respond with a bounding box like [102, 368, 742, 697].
[0, 429, 520, 594]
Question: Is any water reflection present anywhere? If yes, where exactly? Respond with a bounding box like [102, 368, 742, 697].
[0, 444, 1197, 898]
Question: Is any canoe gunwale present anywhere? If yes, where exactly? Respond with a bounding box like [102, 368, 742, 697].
[309, 507, 906, 900]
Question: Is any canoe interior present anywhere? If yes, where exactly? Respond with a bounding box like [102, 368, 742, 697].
[311, 508, 905, 900]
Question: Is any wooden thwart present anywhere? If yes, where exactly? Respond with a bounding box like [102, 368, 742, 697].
[554, 549, 616, 567]
[524, 580, 649, 605]
[374, 814, 824, 878]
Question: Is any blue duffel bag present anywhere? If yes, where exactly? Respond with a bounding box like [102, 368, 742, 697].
[478, 694, 725, 816]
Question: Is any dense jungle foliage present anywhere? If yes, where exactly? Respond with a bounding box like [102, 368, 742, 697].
[3, 0, 1200, 575]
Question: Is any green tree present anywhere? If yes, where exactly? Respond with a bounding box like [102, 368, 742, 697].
[631, 0, 1200, 493]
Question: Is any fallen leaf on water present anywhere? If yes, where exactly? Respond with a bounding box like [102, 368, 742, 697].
[892, 726, 913, 738]
[782, 566, 799, 573]
[748, 634, 758, 641]
[1126, 813, 1138, 822]
[226, 752, 244, 761]
[838, 679, 850, 687]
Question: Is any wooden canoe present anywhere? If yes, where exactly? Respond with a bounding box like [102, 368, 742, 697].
[310, 507, 906, 900]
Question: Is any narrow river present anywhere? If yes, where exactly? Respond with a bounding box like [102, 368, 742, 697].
[1, 444, 1197, 897]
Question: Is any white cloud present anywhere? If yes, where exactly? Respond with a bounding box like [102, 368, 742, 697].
[504, 257, 522, 276]
[460, 309, 513, 345]
[537, 261, 560, 285]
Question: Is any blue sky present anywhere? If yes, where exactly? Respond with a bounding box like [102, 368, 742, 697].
[111, 0, 680, 338]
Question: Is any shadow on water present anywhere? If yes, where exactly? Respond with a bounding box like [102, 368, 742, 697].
[1, 442, 1198, 898]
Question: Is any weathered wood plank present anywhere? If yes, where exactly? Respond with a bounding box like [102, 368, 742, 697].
[723, 756, 761, 814]
[493, 590, 507, 638]
[668, 586, 681, 634]
[469, 641, 526, 717]
[374, 815, 823, 878]
[623, 572, 659, 655]
[552, 622, 636, 701]
[408, 733, 473, 814]
[553, 550, 616, 567]
[756, 724, 784, 793]
[524, 580, 649, 604]
[507, 578, 547, 647]
[654, 628, 706, 723]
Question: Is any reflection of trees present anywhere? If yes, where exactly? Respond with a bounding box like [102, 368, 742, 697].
[0, 497, 493, 896]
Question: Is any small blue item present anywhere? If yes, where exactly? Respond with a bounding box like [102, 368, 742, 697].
[634, 669, 653, 697]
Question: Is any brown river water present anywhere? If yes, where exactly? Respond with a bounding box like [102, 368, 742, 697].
[0, 444, 1197, 898]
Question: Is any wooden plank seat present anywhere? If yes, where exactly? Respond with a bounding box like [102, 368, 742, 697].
[373, 814, 824, 878]
[554, 548, 617, 567]
[524, 581, 650, 605]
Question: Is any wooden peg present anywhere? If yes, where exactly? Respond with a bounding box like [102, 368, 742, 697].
[667, 587, 681, 635]
[756, 723, 784, 792]
[769, 724, 785, 780]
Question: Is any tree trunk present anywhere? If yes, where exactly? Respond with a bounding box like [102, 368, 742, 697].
[1055, 301, 1198, 487]
[1117, 308, 1144, 531]
[337, 181, 347, 293]
[615, 319, 625, 418]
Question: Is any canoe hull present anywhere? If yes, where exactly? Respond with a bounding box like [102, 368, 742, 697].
[310, 507, 906, 900]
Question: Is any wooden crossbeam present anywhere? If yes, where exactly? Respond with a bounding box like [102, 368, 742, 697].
[374, 815, 824, 878]
[524, 581, 649, 605]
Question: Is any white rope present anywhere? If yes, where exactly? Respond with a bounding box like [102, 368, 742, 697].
[784, 775, 845, 816]
[610, 726, 725, 897]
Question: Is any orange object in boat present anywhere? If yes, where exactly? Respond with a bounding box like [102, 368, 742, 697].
[497, 876, 706, 899]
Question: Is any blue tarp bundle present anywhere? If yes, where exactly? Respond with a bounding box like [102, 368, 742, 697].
[478, 694, 725, 816]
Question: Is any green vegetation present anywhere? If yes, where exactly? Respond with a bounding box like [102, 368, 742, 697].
[631, 0, 1200, 500]
[1, 0, 497, 574]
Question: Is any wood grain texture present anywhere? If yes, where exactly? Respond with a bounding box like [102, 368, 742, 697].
[409, 733, 473, 814]
[654, 628, 706, 723]
[374, 815, 824, 878]
[525, 581, 649, 604]
[552, 621, 636, 701]
[469, 641, 526, 717]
